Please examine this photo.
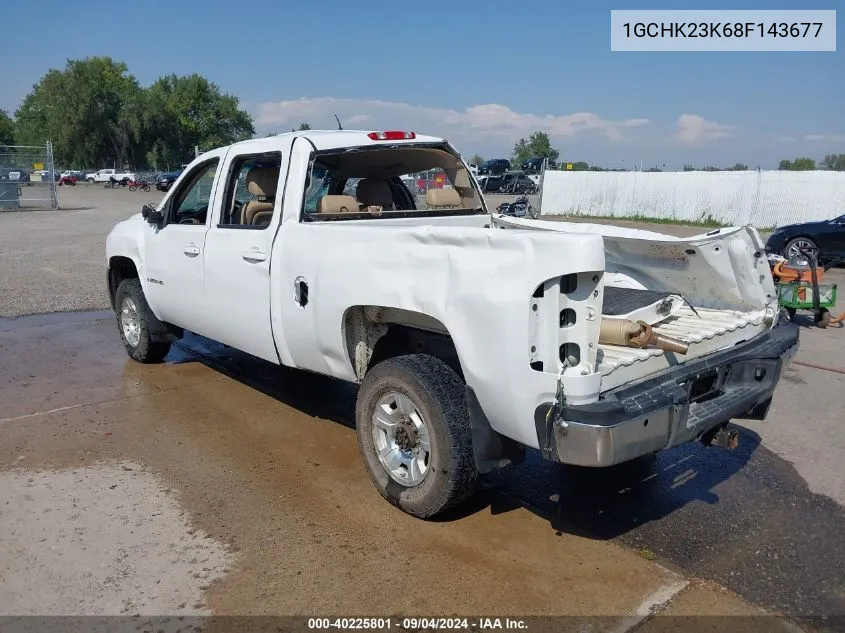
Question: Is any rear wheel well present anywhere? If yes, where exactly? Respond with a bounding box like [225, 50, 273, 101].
[343, 306, 463, 382]
[108, 256, 139, 310]
[343, 305, 522, 472]
[369, 325, 463, 380]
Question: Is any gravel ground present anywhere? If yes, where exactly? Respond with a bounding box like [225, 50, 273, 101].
[0, 460, 231, 616]
[0, 186, 164, 317]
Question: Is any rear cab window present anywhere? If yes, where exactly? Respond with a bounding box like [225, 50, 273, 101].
[301, 144, 483, 221]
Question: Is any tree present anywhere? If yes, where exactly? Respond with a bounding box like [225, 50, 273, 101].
[470, 154, 484, 166]
[138, 74, 254, 169]
[779, 157, 816, 171]
[728, 163, 748, 171]
[0, 109, 14, 147]
[15, 57, 143, 168]
[821, 154, 845, 171]
[291, 122, 311, 132]
[511, 131, 560, 165]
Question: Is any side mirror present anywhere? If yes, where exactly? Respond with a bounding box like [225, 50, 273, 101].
[141, 202, 164, 225]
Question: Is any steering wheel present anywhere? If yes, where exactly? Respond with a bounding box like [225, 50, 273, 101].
[176, 204, 209, 225]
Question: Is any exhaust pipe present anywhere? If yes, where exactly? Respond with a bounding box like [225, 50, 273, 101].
[599, 318, 690, 355]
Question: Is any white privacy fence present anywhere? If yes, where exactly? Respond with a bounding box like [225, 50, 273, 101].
[539, 170, 845, 227]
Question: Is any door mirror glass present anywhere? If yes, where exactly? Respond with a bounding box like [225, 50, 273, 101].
[142, 202, 163, 224]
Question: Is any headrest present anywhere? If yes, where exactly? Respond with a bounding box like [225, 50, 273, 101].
[453, 170, 472, 188]
[317, 195, 361, 213]
[246, 166, 279, 197]
[425, 188, 462, 208]
[355, 179, 394, 208]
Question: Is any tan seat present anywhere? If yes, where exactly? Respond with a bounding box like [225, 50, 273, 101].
[356, 179, 395, 210]
[240, 166, 279, 225]
[317, 195, 361, 213]
[425, 188, 462, 209]
[452, 169, 476, 207]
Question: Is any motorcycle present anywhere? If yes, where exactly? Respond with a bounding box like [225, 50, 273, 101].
[496, 195, 539, 219]
[127, 179, 151, 192]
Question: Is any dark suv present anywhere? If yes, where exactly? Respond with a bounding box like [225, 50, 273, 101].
[521, 157, 556, 173]
[478, 159, 511, 175]
[155, 171, 182, 192]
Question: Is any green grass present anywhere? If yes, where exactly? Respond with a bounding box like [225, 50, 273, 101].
[546, 211, 726, 228]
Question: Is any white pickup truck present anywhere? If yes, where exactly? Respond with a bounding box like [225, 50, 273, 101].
[86, 168, 136, 184]
[105, 129, 799, 518]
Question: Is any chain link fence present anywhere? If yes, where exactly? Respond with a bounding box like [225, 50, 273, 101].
[0, 143, 58, 210]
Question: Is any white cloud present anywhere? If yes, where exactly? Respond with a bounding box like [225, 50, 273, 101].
[805, 133, 845, 142]
[251, 97, 649, 145]
[674, 114, 735, 143]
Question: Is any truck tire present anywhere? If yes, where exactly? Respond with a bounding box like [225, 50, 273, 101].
[114, 278, 171, 363]
[355, 354, 477, 518]
[87, 177, 94, 184]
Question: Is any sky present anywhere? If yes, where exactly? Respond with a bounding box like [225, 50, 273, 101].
[0, 0, 841, 169]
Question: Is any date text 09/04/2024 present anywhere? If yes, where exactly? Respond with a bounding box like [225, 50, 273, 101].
[307, 618, 528, 630]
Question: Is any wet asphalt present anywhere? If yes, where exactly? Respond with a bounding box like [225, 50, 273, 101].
[2, 310, 841, 630]
[181, 325, 845, 624]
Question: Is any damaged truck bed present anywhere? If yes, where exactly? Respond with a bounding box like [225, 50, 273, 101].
[495, 215, 798, 466]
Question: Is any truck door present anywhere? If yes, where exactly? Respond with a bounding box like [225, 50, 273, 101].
[199, 141, 291, 364]
[142, 152, 225, 333]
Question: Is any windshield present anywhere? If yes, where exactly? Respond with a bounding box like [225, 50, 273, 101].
[302, 145, 483, 220]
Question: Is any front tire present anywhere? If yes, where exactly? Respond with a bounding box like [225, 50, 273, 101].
[114, 278, 171, 363]
[355, 354, 477, 518]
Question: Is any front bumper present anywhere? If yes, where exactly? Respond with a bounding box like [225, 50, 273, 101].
[538, 318, 800, 467]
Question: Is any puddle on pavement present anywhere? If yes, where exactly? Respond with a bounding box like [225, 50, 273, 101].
[0, 460, 233, 616]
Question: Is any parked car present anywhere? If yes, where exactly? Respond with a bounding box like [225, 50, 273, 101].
[477, 173, 536, 194]
[58, 174, 79, 186]
[86, 168, 136, 184]
[106, 129, 797, 520]
[477, 174, 505, 192]
[498, 173, 537, 194]
[478, 158, 510, 175]
[155, 171, 182, 192]
[765, 214, 845, 263]
[522, 157, 557, 173]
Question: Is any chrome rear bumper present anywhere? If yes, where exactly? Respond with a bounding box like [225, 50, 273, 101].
[538, 318, 800, 467]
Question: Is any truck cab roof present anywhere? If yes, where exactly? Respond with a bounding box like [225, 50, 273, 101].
[223, 130, 445, 154]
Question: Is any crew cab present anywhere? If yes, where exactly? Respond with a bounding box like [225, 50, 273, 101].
[86, 168, 136, 184]
[105, 130, 799, 518]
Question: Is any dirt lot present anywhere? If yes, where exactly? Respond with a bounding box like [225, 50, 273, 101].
[1, 184, 844, 631]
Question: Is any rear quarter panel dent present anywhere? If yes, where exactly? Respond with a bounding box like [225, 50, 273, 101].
[277, 222, 605, 447]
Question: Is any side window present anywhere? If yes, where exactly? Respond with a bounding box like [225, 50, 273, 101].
[219, 152, 282, 229]
[171, 159, 219, 225]
[302, 166, 333, 215]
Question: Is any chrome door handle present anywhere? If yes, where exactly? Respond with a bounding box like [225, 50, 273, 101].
[242, 250, 266, 263]
[183, 244, 200, 256]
